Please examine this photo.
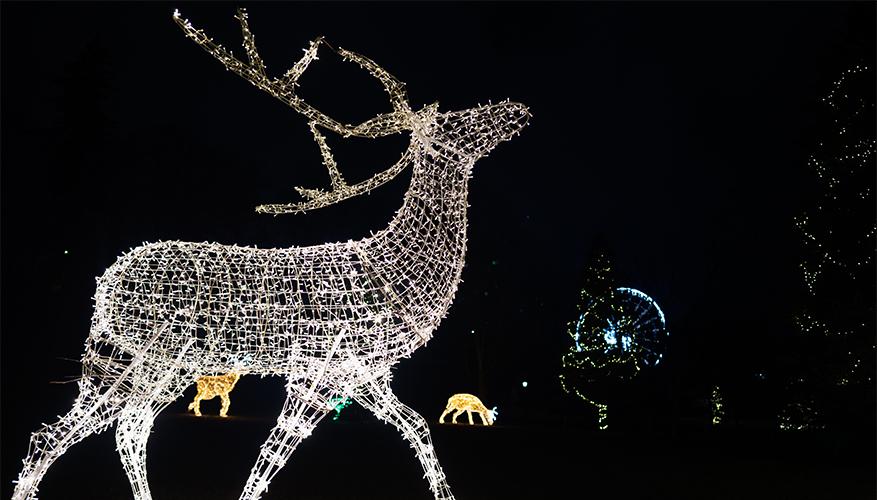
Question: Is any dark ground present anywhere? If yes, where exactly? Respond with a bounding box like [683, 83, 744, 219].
[11, 396, 875, 500]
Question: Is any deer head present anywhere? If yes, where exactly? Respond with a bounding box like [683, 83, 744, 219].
[173, 8, 442, 214]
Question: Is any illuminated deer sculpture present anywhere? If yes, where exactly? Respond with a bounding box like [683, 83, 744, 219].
[188, 372, 242, 417]
[439, 393, 497, 426]
[12, 8, 528, 500]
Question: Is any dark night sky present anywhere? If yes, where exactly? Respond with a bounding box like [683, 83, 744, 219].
[1, 1, 870, 483]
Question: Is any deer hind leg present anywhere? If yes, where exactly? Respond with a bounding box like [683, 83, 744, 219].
[13, 377, 125, 500]
[238, 378, 331, 500]
[115, 400, 158, 500]
[115, 370, 191, 500]
[451, 408, 465, 424]
[219, 393, 232, 417]
[355, 376, 456, 500]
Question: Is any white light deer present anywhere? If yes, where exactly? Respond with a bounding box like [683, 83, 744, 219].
[12, 8, 528, 500]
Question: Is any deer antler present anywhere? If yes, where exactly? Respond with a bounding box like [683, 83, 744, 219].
[173, 8, 427, 214]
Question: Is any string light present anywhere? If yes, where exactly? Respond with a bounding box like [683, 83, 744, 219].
[796, 64, 875, 295]
[439, 394, 496, 426]
[781, 60, 875, 430]
[12, 8, 528, 500]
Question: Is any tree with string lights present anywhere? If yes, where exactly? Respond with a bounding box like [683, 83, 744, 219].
[781, 9, 875, 433]
[560, 235, 668, 430]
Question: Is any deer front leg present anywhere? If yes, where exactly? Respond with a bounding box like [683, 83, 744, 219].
[439, 407, 452, 424]
[238, 379, 330, 500]
[478, 411, 490, 426]
[220, 393, 232, 417]
[187, 395, 203, 416]
[355, 376, 455, 500]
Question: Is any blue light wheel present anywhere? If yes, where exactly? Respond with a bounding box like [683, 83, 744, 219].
[572, 287, 667, 372]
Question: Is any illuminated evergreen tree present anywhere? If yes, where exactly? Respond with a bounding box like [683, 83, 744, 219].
[561, 235, 668, 430]
[560, 235, 627, 428]
[781, 9, 875, 432]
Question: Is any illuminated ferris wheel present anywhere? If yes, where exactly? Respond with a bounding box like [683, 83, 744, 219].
[572, 287, 667, 370]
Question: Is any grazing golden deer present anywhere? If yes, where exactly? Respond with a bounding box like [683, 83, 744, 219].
[188, 373, 242, 417]
[439, 394, 496, 426]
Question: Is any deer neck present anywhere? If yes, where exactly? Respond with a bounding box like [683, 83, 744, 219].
[359, 125, 471, 342]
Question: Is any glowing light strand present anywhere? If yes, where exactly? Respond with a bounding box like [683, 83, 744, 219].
[781, 62, 875, 430]
[12, 8, 528, 500]
[796, 64, 875, 295]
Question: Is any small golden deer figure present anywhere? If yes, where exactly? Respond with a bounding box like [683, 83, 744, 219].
[439, 394, 496, 426]
[188, 373, 241, 417]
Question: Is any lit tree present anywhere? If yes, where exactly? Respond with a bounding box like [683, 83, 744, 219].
[561, 236, 619, 428]
[560, 236, 669, 429]
[782, 10, 875, 432]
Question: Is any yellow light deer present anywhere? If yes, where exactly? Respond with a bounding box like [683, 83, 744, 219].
[188, 373, 242, 417]
[439, 394, 497, 426]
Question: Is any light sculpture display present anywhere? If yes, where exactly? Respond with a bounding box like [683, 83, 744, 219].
[561, 287, 667, 429]
[188, 373, 242, 417]
[439, 394, 496, 426]
[12, 8, 528, 500]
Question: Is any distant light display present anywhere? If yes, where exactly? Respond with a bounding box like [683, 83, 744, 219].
[571, 288, 667, 368]
[781, 60, 875, 431]
[711, 386, 724, 425]
[188, 373, 242, 417]
[439, 394, 496, 426]
[329, 397, 352, 420]
[561, 287, 667, 429]
[12, 8, 528, 500]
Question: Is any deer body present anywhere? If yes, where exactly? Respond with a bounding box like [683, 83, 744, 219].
[13, 8, 527, 500]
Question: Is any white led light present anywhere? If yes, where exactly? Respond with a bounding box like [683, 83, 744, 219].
[12, 8, 528, 500]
